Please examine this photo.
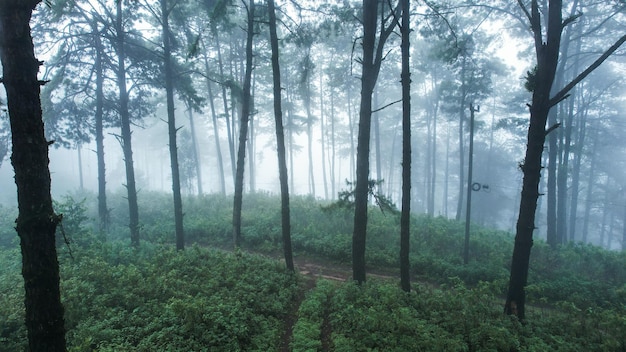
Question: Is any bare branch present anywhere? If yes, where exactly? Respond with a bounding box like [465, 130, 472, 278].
[372, 99, 401, 113]
[550, 34, 626, 107]
[517, 0, 532, 23]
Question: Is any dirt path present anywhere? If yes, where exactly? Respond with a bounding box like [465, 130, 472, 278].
[277, 254, 402, 351]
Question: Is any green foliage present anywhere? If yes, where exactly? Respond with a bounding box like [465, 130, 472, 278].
[2, 192, 625, 351]
[0, 239, 299, 351]
[292, 279, 626, 351]
[323, 179, 399, 215]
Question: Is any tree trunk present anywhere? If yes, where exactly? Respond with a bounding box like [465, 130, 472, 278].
[93, 21, 108, 237]
[215, 31, 236, 186]
[546, 106, 558, 247]
[320, 72, 329, 200]
[330, 86, 337, 199]
[505, 0, 564, 321]
[268, 0, 294, 271]
[568, 104, 585, 242]
[187, 107, 203, 195]
[352, 0, 378, 284]
[399, 0, 411, 293]
[115, 0, 140, 247]
[455, 56, 468, 222]
[161, 0, 185, 250]
[232, 0, 255, 248]
[0, 1, 67, 350]
[581, 127, 598, 244]
[353, 0, 397, 284]
[203, 49, 226, 195]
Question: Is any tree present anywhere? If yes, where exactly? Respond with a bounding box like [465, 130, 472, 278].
[268, 0, 294, 271]
[232, 0, 255, 248]
[159, 0, 185, 250]
[399, 0, 411, 293]
[115, 0, 141, 247]
[353, 0, 398, 284]
[504, 0, 626, 320]
[0, 1, 67, 350]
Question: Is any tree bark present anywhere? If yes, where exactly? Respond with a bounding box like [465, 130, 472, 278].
[93, 21, 108, 237]
[160, 0, 185, 250]
[215, 31, 236, 187]
[505, 0, 626, 319]
[115, 0, 140, 247]
[268, 0, 294, 271]
[202, 47, 226, 195]
[232, 0, 254, 249]
[399, 0, 411, 293]
[0, 1, 67, 350]
[353, 0, 398, 284]
[505, 0, 563, 320]
[353, 0, 378, 284]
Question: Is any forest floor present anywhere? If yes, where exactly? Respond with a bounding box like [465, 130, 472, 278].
[275, 253, 402, 351]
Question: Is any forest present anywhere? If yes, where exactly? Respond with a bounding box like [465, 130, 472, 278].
[0, 0, 625, 351]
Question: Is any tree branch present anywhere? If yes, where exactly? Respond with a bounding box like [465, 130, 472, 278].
[550, 34, 626, 108]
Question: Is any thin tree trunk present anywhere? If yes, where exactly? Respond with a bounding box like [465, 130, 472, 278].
[353, 0, 397, 284]
[330, 85, 337, 199]
[546, 106, 558, 247]
[456, 56, 467, 221]
[353, 0, 378, 284]
[205, 76, 226, 196]
[399, 0, 411, 292]
[77, 144, 84, 191]
[216, 31, 236, 186]
[374, 90, 382, 191]
[0, 1, 67, 349]
[93, 22, 108, 236]
[268, 0, 294, 271]
[581, 127, 598, 244]
[116, 0, 140, 247]
[161, 0, 185, 250]
[320, 72, 329, 200]
[187, 107, 203, 195]
[232, 0, 255, 249]
[568, 103, 586, 242]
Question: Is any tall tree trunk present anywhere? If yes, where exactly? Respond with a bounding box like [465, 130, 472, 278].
[115, 0, 140, 247]
[568, 102, 586, 242]
[161, 0, 185, 250]
[0, 1, 67, 350]
[203, 49, 226, 195]
[581, 127, 598, 244]
[268, 0, 294, 271]
[215, 31, 236, 186]
[444, 127, 450, 217]
[303, 72, 316, 197]
[504, 0, 626, 319]
[546, 106, 558, 247]
[455, 56, 468, 221]
[232, 0, 255, 248]
[320, 72, 329, 200]
[353, 0, 378, 284]
[399, 0, 411, 292]
[93, 21, 108, 236]
[187, 107, 203, 195]
[330, 86, 337, 199]
[373, 90, 382, 191]
[77, 144, 84, 190]
[353, 0, 397, 284]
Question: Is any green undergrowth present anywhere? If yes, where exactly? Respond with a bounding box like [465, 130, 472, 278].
[2, 191, 625, 350]
[292, 278, 626, 351]
[53, 191, 626, 308]
[0, 243, 299, 351]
